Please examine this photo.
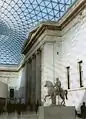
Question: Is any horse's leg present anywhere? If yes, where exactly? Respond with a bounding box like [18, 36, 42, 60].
[63, 95, 66, 106]
[61, 99, 65, 106]
[60, 93, 65, 106]
[63, 99, 65, 106]
[44, 95, 50, 101]
[61, 100, 63, 105]
[44, 95, 47, 101]
[62, 94, 65, 106]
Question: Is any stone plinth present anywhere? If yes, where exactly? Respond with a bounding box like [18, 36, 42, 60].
[39, 106, 75, 119]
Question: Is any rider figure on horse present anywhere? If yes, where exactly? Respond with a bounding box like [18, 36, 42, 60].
[54, 78, 61, 93]
[44, 78, 68, 105]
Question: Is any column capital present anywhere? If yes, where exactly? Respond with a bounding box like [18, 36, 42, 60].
[28, 58, 32, 63]
[36, 49, 41, 54]
[32, 54, 36, 59]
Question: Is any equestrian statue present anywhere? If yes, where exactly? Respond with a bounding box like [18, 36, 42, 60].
[44, 78, 68, 106]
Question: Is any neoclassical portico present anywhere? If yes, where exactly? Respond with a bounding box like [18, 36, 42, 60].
[24, 49, 41, 108]
[22, 22, 61, 107]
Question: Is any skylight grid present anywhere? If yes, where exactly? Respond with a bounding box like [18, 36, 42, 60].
[0, 0, 77, 65]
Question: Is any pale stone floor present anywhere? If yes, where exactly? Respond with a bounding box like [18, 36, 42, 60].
[0, 112, 82, 119]
[0, 112, 38, 119]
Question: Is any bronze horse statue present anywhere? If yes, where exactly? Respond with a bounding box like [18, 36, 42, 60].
[44, 81, 68, 105]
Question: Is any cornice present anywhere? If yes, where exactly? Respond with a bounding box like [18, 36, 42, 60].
[0, 66, 19, 72]
[59, 0, 86, 29]
[22, 23, 61, 54]
[22, 26, 39, 50]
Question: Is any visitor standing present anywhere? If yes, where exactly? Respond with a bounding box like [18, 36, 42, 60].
[80, 102, 86, 119]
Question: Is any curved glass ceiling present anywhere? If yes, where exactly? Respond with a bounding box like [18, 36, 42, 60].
[0, 0, 77, 65]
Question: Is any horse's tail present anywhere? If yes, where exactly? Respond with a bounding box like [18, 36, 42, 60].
[65, 90, 68, 100]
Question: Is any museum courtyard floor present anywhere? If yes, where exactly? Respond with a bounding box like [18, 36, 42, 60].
[0, 112, 38, 119]
[0, 112, 82, 119]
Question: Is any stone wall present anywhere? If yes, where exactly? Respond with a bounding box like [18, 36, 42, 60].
[41, 7, 86, 110]
[60, 8, 86, 110]
[0, 81, 8, 98]
[0, 66, 27, 100]
[0, 71, 19, 98]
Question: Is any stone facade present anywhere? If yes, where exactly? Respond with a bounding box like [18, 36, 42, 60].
[22, 1, 86, 111]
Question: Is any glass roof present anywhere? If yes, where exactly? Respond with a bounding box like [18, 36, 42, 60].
[0, 0, 77, 65]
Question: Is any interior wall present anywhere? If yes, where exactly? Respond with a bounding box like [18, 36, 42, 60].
[0, 66, 26, 101]
[60, 8, 86, 111]
[0, 71, 19, 98]
[0, 81, 8, 98]
[42, 8, 86, 110]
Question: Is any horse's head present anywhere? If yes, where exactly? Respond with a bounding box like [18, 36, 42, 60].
[44, 81, 53, 88]
[44, 81, 48, 87]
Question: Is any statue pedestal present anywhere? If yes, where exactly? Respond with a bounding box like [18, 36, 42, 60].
[39, 106, 75, 119]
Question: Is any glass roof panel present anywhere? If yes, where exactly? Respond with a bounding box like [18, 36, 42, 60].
[0, 0, 77, 65]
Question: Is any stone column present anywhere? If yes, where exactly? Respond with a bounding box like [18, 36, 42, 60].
[24, 58, 32, 105]
[31, 54, 36, 109]
[25, 62, 28, 104]
[27, 59, 32, 105]
[36, 49, 41, 104]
